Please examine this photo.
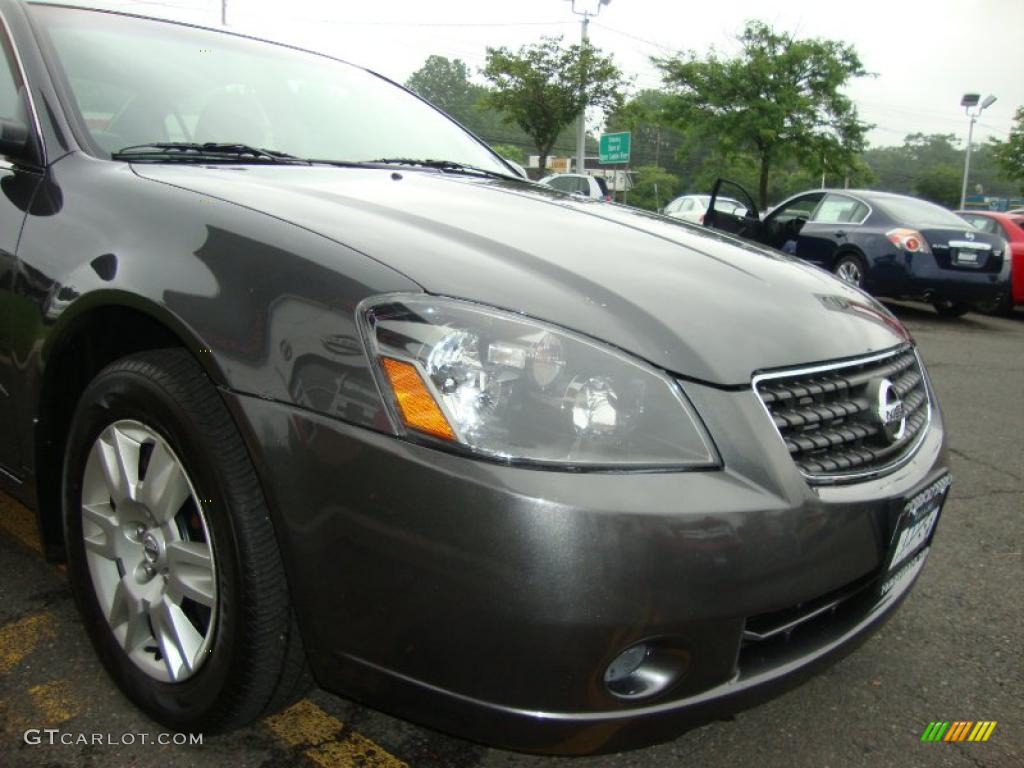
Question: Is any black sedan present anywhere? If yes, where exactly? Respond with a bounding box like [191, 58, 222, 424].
[0, 0, 950, 755]
[705, 181, 1011, 316]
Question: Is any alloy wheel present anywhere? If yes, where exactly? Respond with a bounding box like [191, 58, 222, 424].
[836, 259, 863, 286]
[80, 420, 216, 683]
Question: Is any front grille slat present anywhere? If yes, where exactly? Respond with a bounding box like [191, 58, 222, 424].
[754, 346, 931, 481]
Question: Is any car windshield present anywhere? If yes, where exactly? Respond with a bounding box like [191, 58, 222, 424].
[30, 5, 508, 172]
[873, 196, 969, 228]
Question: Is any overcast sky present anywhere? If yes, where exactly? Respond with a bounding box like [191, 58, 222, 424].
[81, 0, 1023, 148]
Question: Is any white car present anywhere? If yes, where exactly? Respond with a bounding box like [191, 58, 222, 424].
[663, 194, 746, 224]
[539, 173, 612, 201]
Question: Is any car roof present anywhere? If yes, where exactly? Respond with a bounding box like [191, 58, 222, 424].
[956, 209, 1024, 223]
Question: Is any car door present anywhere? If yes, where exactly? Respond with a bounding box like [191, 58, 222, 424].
[704, 179, 761, 240]
[0, 29, 43, 474]
[756, 192, 824, 252]
[793, 193, 870, 267]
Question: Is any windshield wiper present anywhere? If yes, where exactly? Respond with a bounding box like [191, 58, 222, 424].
[368, 157, 521, 180]
[112, 142, 310, 164]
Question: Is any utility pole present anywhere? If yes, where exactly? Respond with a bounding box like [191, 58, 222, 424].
[959, 93, 996, 209]
[221, 0, 227, 26]
[567, 1, 611, 176]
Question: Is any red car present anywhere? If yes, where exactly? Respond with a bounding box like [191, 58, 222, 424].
[957, 210, 1024, 313]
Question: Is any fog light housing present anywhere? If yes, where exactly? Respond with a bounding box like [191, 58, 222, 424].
[603, 640, 691, 700]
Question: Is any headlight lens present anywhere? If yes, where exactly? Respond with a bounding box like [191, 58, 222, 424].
[359, 295, 718, 469]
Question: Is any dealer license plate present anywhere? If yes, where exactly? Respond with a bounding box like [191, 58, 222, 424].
[887, 474, 951, 573]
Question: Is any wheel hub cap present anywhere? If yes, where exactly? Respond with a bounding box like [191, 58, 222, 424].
[80, 420, 217, 683]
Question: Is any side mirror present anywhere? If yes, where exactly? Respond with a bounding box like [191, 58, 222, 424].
[0, 118, 30, 158]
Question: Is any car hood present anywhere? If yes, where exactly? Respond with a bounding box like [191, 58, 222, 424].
[133, 165, 909, 385]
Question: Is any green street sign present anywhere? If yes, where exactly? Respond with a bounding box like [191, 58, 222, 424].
[599, 131, 631, 164]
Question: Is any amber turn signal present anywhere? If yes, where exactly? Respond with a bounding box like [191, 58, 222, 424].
[380, 357, 456, 440]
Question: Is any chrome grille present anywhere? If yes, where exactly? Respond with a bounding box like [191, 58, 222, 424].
[753, 346, 930, 481]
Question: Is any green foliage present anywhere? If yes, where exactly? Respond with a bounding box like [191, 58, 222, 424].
[990, 106, 1024, 192]
[489, 143, 524, 164]
[405, 55, 481, 125]
[862, 133, 1016, 201]
[405, 54, 587, 165]
[481, 36, 627, 172]
[655, 21, 870, 208]
[914, 164, 962, 208]
[628, 165, 680, 211]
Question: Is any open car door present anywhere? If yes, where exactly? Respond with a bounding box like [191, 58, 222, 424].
[704, 178, 763, 242]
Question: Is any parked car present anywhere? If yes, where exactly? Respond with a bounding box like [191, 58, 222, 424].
[663, 193, 746, 224]
[538, 172, 613, 201]
[704, 181, 1011, 317]
[0, 1, 951, 754]
[957, 210, 1024, 313]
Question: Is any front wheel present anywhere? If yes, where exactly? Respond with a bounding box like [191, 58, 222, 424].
[63, 349, 308, 733]
[833, 253, 866, 289]
[933, 301, 971, 318]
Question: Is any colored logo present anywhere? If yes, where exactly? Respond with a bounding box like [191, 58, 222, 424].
[921, 721, 997, 742]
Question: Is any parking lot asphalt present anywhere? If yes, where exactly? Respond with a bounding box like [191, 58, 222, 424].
[1, 302, 1021, 768]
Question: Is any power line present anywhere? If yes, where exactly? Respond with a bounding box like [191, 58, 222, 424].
[591, 22, 677, 55]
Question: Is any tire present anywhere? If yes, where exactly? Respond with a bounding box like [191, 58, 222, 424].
[62, 349, 309, 733]
[832, 253, 866, 289]
[933, 301, 971, 318]
[975, 284, 1014, 317]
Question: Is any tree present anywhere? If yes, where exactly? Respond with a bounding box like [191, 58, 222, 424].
[655, 21, 870, 208]
[406, 54, 591, 169]
[628, 165, 680, 212]
[914, 165, 962, 208]
[405, 55, 482, 127]
[605, 90, 695, 182]
[481, 36, 627, 173]
[991, 106, 1024, 192]
[861, 133, 1017, 202]
[489, 143, 524, 164]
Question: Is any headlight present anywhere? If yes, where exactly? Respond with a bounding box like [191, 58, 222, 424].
[358, 295, 718, 469]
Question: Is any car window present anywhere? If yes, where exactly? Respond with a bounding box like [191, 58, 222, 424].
[769, 194, 822, 224]
[874, 196, 968, 228]
[812, 194, 870, 224]
[978, 217, 999, 235]
[718, 199, 746, 216]
[679, 198, 693, 212]
[959, 214, 1002, 235]
[0, 29, 26, 124]
[575, 177, 591, 196]
[546, 176, 575, 193]
[664, 199, 679, 213]
[31, 4, 507, 172]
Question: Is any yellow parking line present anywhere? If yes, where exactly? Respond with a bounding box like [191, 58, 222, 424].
[0, 613, 57, 674]
[27, 679, 80, 724]
[0, 493, 42, 555]
[265, 698, 342, 747]
[307, 733, 407, 768]
[264, 698, 407, 768]
[1, 495, 405, 767]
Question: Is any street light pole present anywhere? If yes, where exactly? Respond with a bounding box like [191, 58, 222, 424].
[567, 1, 611, 175]
[959, 93, 997, 209]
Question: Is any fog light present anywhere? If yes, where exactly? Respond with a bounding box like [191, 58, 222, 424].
[603, 641, 690, 700]
[604, 644, 649, 684]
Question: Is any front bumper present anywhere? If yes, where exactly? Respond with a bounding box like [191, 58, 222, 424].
[224, 376, 948, 755]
